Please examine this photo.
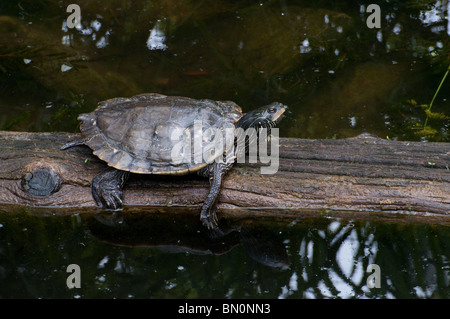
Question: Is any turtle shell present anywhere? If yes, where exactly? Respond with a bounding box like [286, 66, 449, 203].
[78, 93, 242, 174]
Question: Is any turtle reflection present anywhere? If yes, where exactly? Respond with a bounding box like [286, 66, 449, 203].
[86, 211, 290, 270]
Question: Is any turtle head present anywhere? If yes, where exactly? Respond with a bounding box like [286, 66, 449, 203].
[236, 102, 287, 131]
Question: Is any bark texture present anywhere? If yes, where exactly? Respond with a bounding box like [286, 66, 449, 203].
[0, 131, 449, 222]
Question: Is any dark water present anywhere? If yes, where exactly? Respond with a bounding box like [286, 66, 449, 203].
[1, 0, 449, 140]
[0, 0, 449, 299]
[0, 210, 449, 299]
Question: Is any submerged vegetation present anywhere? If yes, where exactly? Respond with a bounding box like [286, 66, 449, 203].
[391, 65, 450, 142]
[0, 0, 448, 138]
[417, 64, 450, 140]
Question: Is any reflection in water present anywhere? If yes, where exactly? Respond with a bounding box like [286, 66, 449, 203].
[88, 213, 291, 270]
[61, 16, 111, 49]
[290, 219, 449, 298]
[147, 20, 168, 51]
[419, 1, 449, 34]
[1, 1, 448, 139]
[1, 209, 448, 298]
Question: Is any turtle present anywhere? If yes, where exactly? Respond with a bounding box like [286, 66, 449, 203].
[61, 93, 287, 229]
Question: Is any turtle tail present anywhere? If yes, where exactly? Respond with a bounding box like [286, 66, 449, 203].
[61, 139, 85, 150]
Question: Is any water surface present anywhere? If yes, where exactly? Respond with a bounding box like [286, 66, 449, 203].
[0, 210, 448, 298]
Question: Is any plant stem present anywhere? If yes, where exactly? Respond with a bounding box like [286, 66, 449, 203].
[424, 64, 450, 128]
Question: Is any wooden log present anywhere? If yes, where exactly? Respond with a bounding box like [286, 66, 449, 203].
[0, 130, 449, 222]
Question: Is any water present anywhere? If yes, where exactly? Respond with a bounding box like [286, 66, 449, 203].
[0, 210, 448, 298]
[0, 0, 449, 298]
[1, 0, 448, 140]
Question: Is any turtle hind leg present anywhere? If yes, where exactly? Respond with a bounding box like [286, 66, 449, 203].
[92, 167, 130, 210]
[61, 139, 85, 150]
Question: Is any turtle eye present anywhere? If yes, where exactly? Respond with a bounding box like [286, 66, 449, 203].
[268, 107, 276, 113]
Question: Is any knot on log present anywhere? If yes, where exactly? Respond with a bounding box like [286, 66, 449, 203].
[21, 167, 62, 196]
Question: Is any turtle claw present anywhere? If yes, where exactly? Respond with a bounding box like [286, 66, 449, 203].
[91, 168, 129, 210]
[102, 192, 124, 210]
[92, 184, 124, 210]
[201, 215, 218, 230]
[200, 208, 219, 230]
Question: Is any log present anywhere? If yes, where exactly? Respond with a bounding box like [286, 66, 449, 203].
[0, 130, 449, 223]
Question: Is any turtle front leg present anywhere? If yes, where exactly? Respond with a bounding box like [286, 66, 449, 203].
[198, 161, 233, 229]
[92, 167, 130, 210]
